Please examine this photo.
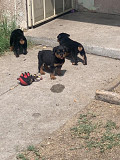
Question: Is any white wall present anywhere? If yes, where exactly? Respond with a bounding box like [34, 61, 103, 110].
[78, 0, 96, 11]
[77, 0, 120, 15]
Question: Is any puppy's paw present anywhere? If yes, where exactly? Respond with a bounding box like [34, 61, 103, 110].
[83, 59, 87, 65]
[83, 61, 87, 65]
[23, 50, 28, 55]
[50, 74, 56, 80]
[72, 62, 78, 65]
[14, 53, 19, 57]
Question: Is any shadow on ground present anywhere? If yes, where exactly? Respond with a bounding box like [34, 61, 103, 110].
[59, 11, 120, 27]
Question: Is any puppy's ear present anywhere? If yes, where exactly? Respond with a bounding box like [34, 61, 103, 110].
[63, 46, 67, 52]
[63, 33, 70, 38]
[53, 46, 57, 54]
[57, 35, 61, 40]
[57, 33, 70, 40]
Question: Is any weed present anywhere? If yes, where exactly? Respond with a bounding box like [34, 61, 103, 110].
[27, 145, 35, 151]
[16, 153, 29, 160]
[27, 40, 36, 49]
[71, 113, 97, 139]
[27, 145, 41, 158]
[105, 120, 117, 130]
[17, 144, 42, 160]
[71, 114, 120, 153]
[0, 15, 16, 55]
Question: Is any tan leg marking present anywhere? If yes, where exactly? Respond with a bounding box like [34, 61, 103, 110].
[40, 64, 45, 75]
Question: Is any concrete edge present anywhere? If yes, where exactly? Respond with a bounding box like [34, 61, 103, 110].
[26, 36, 120, 60]
[84, 44, 120, 60]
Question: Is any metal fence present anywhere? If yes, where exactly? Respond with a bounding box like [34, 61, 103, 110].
[27, 0, 73, 27]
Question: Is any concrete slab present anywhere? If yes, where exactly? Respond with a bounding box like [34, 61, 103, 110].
[0, 45, 120, 160]
[1, 11, 120, 160]
[25, 11, 120, 59]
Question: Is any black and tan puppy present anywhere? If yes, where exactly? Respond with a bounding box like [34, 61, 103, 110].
[57, 33, 87, 65]
[10, 29, 27, 57]
[38, 45, 66, 80]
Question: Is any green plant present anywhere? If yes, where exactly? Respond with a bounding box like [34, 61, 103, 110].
[0, 15, 16, 55]
[27, 145, 35, 151]
[27, 145, 41, 158]
[16, 153, 29, 160]
[71, 113, 97, 139]
[105, 120, 117, 130]
[71, 114, 120, 153]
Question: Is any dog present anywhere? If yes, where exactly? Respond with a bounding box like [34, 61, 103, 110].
[10, 29, 27, 57]
[57, 33, 87, 65]
[38, 45, 66, 80]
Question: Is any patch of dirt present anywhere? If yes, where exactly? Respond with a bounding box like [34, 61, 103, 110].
[17, 100, 120, 160]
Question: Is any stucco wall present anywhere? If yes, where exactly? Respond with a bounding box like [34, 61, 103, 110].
[0, 0, 27, 29]
[77, 0, 96, 11]
[94, 0, 120, 15]
[16, 0, 27, 29]
[77, 0, 120, 15]
[0, 0, 76, 29]
[0, 0, 15, 19]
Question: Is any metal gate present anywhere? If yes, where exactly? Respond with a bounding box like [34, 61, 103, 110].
[27, 0, 73, 27]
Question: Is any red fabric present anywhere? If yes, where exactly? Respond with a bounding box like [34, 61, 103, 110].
[17, 72, 32, 86]
[18, 77, 28, 86]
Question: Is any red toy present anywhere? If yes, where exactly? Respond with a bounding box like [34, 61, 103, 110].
[17, 72, 42, 86]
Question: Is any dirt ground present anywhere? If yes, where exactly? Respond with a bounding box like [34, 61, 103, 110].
[17, 99, 120, 160]
[17, 86, 120, 160]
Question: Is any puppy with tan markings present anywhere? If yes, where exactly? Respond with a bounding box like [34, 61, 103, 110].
[57, 33, 87, 65]
[38, 45, 66, 80]
[10, 29, 27, 57]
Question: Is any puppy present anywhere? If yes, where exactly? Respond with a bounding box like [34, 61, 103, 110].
[57, 33, 87, 65]
[38, 45, 66, 80]
[10, 29, 27, 57]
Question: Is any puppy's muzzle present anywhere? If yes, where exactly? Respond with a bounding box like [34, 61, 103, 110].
[60, 53, 64, 59]
[55, 52, 65, 59]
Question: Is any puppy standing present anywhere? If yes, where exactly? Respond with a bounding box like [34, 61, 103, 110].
[38, 45, 66, 80]
[10, 29, 27, 57]
[57, 33, 87, 65]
